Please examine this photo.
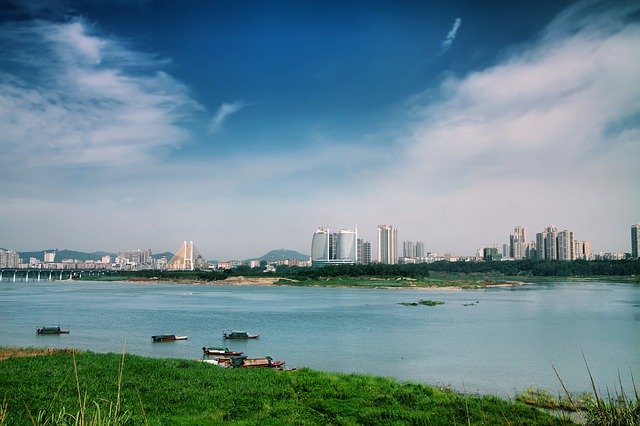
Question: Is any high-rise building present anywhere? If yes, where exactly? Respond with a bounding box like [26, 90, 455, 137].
[536, 226, 559, 260]
[357, 238, 372, 264]
[632, 224, 640, 259]
[574, 240, 591, 260]
[415, 241, 426, 259]
[403, 241, 415, 258]
[377, 224, 397, 264]
[0, 249, 20, 268]
[510, 226, 527, 259]
[311, 228, 330, 265]
[363, 241, 371, 264]
[311, 227, 357, 265]
[336, 229, 357, 263]
[557, 230, 575, 260]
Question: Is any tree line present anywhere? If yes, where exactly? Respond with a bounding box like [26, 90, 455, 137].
[116, 259, 640, 281]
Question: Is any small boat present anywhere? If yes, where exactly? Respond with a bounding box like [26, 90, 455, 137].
[151, 334, 188, 342]
[202, 347, 243, 356]
[36, 326, 69, 335]
[229, 356, 284, 369]
[223, 331, 259, 339]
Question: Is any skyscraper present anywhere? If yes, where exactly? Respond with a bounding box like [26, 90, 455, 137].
[415, 241, 426, 259]
[377, 224, 398, 264]
[509, 226, 527, 259]
[536, 226, 558, 260]
[311, 227, 357, 265]
[632, 224, 640, 259]
[311, 228, 330, 265]
[557, 230, 574, 260]
[403, 241, 415, 258]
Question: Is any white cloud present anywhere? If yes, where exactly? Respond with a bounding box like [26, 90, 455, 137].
[211, 101, 248, 133]
[440, 17, 461, 52]
[0, 18, 201, 174]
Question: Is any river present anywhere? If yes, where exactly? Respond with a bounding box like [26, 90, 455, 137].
[0, 280, 638, 398]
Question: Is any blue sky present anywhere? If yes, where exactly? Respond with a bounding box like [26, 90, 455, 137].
[1, 0, 638, 259]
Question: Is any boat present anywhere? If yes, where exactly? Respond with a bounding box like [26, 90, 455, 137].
[223, 331, 259, 339]
[151, 334, 188, 342]
[229, 356, 284, 369]
[36, 326, 69, 335]
[202, 347, 243, 356]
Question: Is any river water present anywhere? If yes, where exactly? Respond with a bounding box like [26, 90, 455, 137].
[0, 280, 638, 398]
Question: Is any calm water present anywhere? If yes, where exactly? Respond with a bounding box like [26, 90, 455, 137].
[0, 280, 638, 397]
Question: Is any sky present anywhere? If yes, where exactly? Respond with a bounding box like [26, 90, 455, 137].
[0, 0, 639, 260]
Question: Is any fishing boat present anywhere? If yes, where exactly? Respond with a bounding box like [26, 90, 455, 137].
[229, 356, 284, 369]
[36, 326, 69, 335]
[202, 347, 243, 356]
[223, 331, 259, 339]
[151, 334, 188, 342]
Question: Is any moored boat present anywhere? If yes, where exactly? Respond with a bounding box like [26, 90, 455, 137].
[223, 331, 259, 339]
[229, 356, 284, 369]
[36, 326, 69, 335]
[202, 347, 243, 356]
[151, 334, 188, 342]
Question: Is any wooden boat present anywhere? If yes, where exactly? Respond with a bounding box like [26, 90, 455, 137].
[36, 326, 69, 335]
[229, 356, 284, 369]
[223, 331, 259, 339]
[151, 334, 188, 342]
[202, 347, 243, 356]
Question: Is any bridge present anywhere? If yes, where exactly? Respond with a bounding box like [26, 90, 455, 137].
[0, 269, 108, 282]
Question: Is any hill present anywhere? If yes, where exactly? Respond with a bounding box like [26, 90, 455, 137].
[18, 249, 116, 262]
[257, 248, 309, 262]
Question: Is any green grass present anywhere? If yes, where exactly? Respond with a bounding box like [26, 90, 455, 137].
[0, 348, 572, 425]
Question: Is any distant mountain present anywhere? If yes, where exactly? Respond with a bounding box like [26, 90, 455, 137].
[17, 249, 174, 262]
[18, 249, 116, 262]
[257, 249, 309, 262]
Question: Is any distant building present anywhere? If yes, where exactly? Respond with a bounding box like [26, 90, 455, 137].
[536, 226, 559, 260]
[357, 238, 371, 264]
[44, 251, 56, 263]
[415, 241, 426, 259]
[557, 230, 575, 260]
[403, 241, 415, 258]
[0, 249, 20, 268]
[311, 227, 357, 266]
[483, 247, 501, 261]
[510, 226, 528, 260]
[632, 224, 640, 259]
[377, 224, 398, 264]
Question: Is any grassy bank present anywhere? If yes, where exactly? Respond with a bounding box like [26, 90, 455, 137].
[0, 348, 571, 425]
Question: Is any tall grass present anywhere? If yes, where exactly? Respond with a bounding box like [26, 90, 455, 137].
[518, 352, 639, 425]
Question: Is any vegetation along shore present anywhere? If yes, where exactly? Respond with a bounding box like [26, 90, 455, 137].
[81, 259, 640, 288]
[0, 348, 575, 425]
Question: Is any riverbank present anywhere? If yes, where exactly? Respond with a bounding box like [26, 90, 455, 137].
[0, 348, 571, 425]
[95, 274, 530, 289]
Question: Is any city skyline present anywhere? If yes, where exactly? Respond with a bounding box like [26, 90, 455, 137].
[1, 1, 639, 260]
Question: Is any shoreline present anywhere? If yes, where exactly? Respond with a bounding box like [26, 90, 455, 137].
[116, 276, 530, 290]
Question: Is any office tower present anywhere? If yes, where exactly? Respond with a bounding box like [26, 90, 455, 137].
[632, 224, 640, 259]
[510, 226, 527, 259]
[403, 241, 415, 258]
[312, 227, 357, 266]
[336, 229, 357, 263]
[311, 228, 330, 265]
[536, 226, 558, 260]
[377, 224, 398, 264]
[557, 230, 575, 260]
[415, 241, 426, 259]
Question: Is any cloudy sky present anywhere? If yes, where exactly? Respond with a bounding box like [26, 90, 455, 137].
[1, 0, 638, 260]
